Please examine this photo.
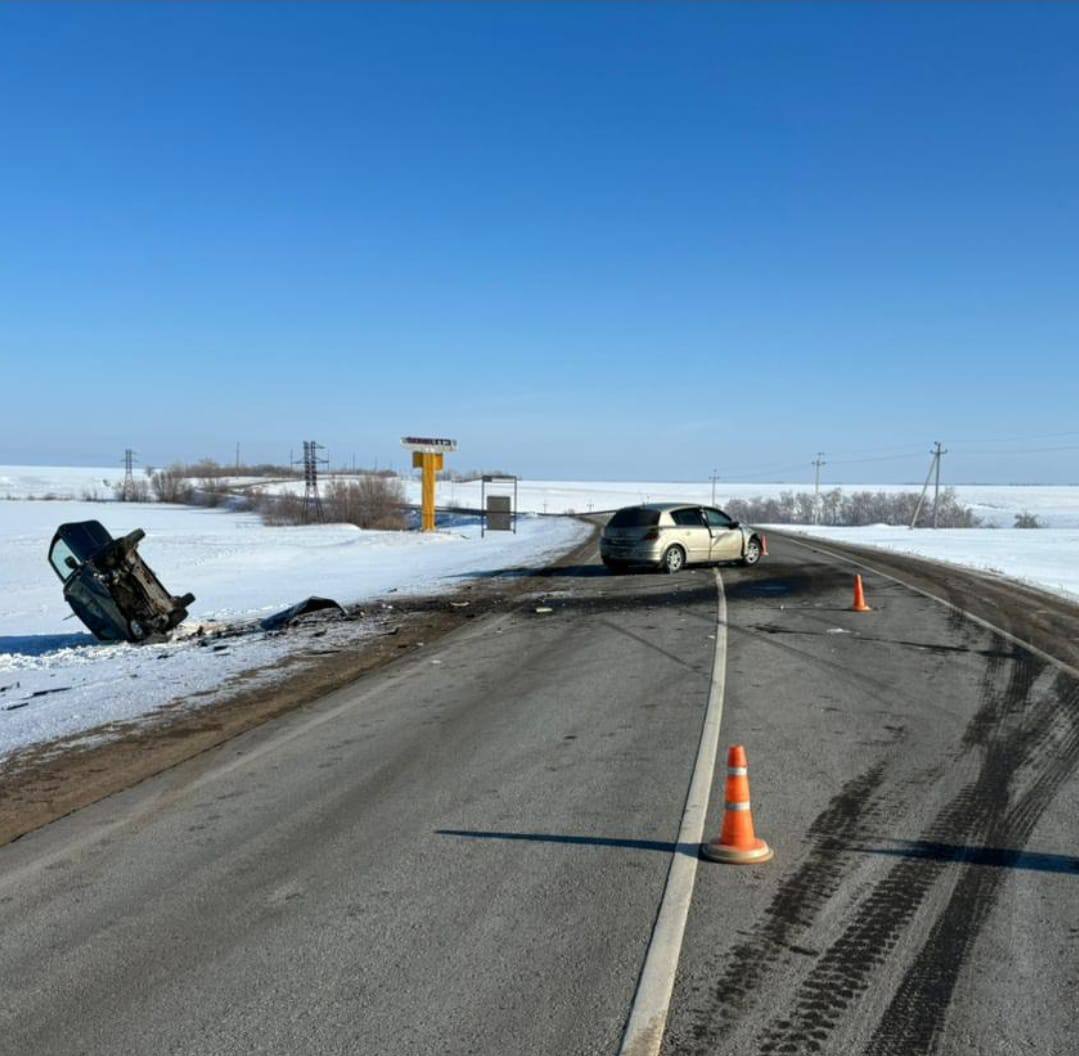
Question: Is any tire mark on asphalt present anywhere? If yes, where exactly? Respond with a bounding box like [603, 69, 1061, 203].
[752, 642, 1064, 1056]
[681, 763, 889, 1052]
[864, 669, 1079, 1055]
[676, 560, 988, 1054]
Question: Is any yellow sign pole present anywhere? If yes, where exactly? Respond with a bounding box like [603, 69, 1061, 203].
[402, 437, 455, 533]
[412, 450, 444, 532]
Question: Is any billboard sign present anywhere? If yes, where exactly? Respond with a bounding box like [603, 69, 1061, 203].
[401, 436, 458, 454]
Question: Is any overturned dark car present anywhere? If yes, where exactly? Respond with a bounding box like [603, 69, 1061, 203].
[48, 521, 195, 644]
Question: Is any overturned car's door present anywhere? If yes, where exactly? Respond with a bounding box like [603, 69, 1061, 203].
[48, 521, 195, 643]
[48, 522, 130, 641]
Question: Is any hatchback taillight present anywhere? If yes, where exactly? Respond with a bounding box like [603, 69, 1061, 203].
[642, 528, 660, 541]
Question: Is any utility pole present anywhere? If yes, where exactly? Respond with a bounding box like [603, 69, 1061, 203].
[812, 452, 826, 524]
[235, 442, 240, 470]
[931, 440, 947, 528]
[910, 441, 947, 528]
[710, 469, 719, 506]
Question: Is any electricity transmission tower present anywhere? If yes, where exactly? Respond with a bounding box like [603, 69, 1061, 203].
[811, 452, 827, 524]
[295, 440, 327, 523]
[121, 448, 137, 501]
[910, 441, 947, 528]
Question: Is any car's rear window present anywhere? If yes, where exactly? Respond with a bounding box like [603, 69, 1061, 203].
[609, 507, 661, 528]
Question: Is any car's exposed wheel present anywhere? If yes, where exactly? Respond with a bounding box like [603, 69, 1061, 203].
[741, 537, 762, 566]
[661, 545, 686, 574]
[128, 619, 146, 641]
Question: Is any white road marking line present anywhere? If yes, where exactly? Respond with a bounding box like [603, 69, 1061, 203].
[781, 535, 1079, 681]
[617, 568, 727, 1056]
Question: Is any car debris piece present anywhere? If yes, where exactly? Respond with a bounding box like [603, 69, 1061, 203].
[260, 596, 347, 632]
[47, 521, 195, 644]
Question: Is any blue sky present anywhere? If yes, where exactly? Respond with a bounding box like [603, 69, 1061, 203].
[2, 3, 1077, 483]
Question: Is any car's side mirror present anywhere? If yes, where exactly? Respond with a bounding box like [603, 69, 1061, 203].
[729, 521, 740, 529]
[65, 556, 79, 570]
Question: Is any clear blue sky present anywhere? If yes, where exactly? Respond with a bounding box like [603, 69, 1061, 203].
[2, 3, 1077, 483]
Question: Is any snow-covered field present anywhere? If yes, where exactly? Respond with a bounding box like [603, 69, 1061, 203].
[7, 465, 1078, 527]
[408, 478, 1079, 528]
[0, 497, 587, 761]
[1, 465, 122, 501]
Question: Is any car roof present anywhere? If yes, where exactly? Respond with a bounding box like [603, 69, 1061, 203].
[630, 502, 709, 512]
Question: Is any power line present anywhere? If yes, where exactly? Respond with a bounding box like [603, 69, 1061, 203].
[944, 443, 1079, 457]
[947, 428, 1079, 447]
[826, 450, 927, 466]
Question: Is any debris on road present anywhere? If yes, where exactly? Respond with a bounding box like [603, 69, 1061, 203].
[259, 596, 347, 632]
[47, 521, 195, 644]
[535, 606, 554, 614]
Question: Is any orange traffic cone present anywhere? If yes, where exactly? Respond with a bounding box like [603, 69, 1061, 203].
[852, 574, 871, 612]
[760, 534, 769, 557]
[701, 745, 773, 864]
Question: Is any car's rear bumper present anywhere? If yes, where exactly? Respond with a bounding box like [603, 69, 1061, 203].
[600, 539, 664, 564]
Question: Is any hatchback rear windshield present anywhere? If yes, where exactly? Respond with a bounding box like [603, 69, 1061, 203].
[609, 507, 661, 528]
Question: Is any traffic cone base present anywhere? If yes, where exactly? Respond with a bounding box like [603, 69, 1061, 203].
[701, 835, 773, 865]
[700, 745, 773, 866]
[852, 574, 871, 613]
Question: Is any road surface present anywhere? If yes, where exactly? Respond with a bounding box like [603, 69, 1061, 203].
[2, 535, 1077, 1055]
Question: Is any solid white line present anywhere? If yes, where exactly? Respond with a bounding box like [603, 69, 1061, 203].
[617, 568, 728, 1056]
[781, 534, 1079, 681]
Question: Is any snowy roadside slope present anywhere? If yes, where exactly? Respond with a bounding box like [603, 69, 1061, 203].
[1, 465, 121, 500]
[780, 525, 1079, 604]
[0, 500, 589, 760]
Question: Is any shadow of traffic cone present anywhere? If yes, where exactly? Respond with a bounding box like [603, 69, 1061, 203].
[852, 574, 872, 613]
[701, 745, 773, 865]
[760, 534, 769, 557]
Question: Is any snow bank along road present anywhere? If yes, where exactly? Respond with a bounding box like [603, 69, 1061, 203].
[2, 535, 1078, 1055]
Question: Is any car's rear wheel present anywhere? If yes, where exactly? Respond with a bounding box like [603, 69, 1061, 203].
[661, 545, 686, 574]
[741, 537, 762, 566]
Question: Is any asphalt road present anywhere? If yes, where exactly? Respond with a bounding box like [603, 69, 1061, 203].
[2, 535, 1077, 1056]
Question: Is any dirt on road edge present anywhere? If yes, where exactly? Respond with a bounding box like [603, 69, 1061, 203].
[0, 523, 599, 848]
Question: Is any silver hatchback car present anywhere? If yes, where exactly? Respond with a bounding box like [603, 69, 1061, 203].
[600, 503, 764, 574]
